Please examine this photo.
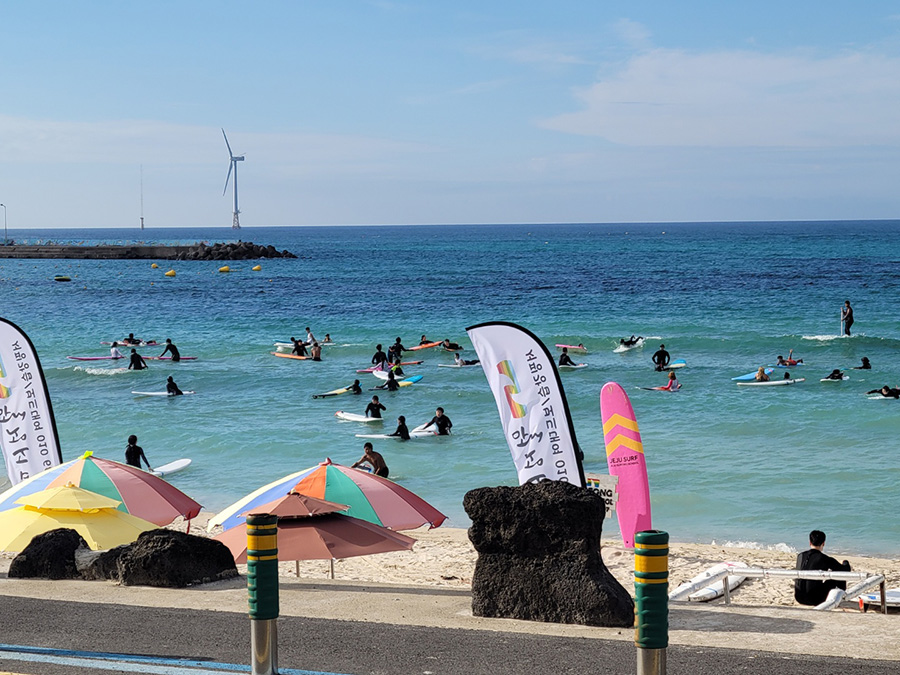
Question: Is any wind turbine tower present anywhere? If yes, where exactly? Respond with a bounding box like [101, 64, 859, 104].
[221, 128, 245, 229]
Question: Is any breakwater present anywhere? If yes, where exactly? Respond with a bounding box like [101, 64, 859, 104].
[0, 241, 296, 260]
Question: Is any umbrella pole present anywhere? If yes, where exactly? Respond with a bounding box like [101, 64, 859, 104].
[185, 518, 191, 534]
[330, 559, 334, 579]
[295, 560, 299, 577]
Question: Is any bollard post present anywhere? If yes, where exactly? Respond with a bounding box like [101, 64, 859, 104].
[634, 530, 668, 675]
[247, 513, 279, 675]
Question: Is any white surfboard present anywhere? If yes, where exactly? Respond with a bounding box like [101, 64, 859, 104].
[335, 411, 383, 423]
[151, 458, 192, 477]
[858, 588, 900, 607]
[132, 390, 197, 396]
[614, 338, 644, 353]
[437, 363, 480, 368]
[372, 369, 410, 381]
[820, 375, 849, 382]
[354, 431, 437, 439]
[671, 561, 747, 602]
[736, 378, 805, 387]
[559, 363, 588, 370]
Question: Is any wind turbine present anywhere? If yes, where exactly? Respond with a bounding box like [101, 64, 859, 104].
[221, 128, 244, 229]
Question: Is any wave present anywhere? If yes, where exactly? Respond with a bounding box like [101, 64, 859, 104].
[710, 540, 796, 553]
[801, 334, 857, 341]
[72, 366, 131, 376]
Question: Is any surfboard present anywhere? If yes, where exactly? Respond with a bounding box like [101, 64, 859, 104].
[131, 390, 196, 396]
[312, 387, 351, 399]
[732, 368, 774, 381]
[600, 382, 651, 549]
[671, 561, 747, 602]
[408, 341, 442, 351]
[101, 341, 159, 347]
[559, 363, 588, 370]
[151, 458, 192, 477]
[556, 344, 588, 354]
[661, 359, 686, 370]
[736, 378, 805, 387]
[437, 363, 481, 368]
[334, 411, 383, 423]
[372, 369, 411, 381]
[867, 395, 898, 400]
[859, 588, 900, 608]
[143, 356, 198, 361]
[357, 360, 423, 372]
[368, 375, 423, 390]
[637, 384, 681, 391]
[354, 431, 437, 439]
[770, 363, 805, 368]
[614, 338, 645, 353]
[67, 356, 125, 361]
[271, 351, 309, 360]
[820, 375, 849, 382]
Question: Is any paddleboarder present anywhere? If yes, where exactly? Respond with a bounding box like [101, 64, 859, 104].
[841, 300, 854, 336]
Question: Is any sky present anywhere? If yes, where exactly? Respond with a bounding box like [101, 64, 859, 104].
[2, 1, 900, 229]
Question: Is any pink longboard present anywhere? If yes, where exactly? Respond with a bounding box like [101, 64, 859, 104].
[600, 381, 652, 548]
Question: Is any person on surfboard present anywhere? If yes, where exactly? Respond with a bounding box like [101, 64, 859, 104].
[419, 335, 431, 345]
[441, 339, 463, 351]
[347, 379, 362, 395]
[866, 385, 900, 399]
[661, 371, 680, 390]
[387, 415, 411, 440]
[352, 442, 389, 478]
[558, 348, 576, 367]
[373, 372, 400, 391]
[620, 335, 643, 347]
[776, 350, 803, 366]
[159, 338, 180, 362]
[455, 353, 480, 366]
[166, 376, 183, 396]
[651, 344, 670, 371]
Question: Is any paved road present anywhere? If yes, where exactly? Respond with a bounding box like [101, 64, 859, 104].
[0, 597, 896, 675]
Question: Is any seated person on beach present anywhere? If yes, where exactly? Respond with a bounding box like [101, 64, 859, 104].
[794, 530, 851, 606]
[128, 348, 148, 370]
[352, 442, 389, 478]
[651, 344, 670, 371]
[455, 353, 480, 366]
[310, 342, 322, 361]
[110, 341, 125, 359]
[755, 367, 770, 382]
[388, 415, 410, 440]
[423, 407, 452, 435]
[166, 376, 183, 396]
[661, 371, 680, 390]
[365, 396, 386, 418]
[558, 348, 576, 367]
[442, 339, 462, 350]
[348, 379, 362, 395]
[160, 338, 180, 362]
[866, 385, 900, 399]
[291, 337, 308, 357]
[125, 434, 151, 470]
[824, 369, 844, 381]
[853, 357, 871, 370]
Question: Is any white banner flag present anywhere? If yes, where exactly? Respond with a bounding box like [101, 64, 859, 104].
[0, 318, 62, 485]
[466, 321, 584, 487]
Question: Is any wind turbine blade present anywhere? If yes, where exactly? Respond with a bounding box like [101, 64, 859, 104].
[223, 162, 233, 196]
[222, 128, 234, 159]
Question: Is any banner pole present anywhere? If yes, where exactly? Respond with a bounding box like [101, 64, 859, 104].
[634, 530, 668, 675]
[247, 513, 279, 675]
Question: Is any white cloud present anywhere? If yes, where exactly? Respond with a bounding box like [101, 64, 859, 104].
[541, 48, 900, 147]
[613, 18, 652, 51]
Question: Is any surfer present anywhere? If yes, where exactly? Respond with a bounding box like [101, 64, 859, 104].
[165, 376, 183, 396]
[375, 372, 400, 392]
[371, 344, 388, 367]
[310, 342, 322, 361]
[621, 335, 643, 347]
[423, 407, 452, 435]
[290, 337, 308, 357]
[110, 341, 125, 359]
[794, 530, 851, 606]
[388, 337, 407, 364]
[651, 344, 670, 371]
[824, 369, 845, 381]
[441, 339, 463, 351]
[127, 348, 148, 371]
[661, 371, 680, 391]
[455, 353, 480, 366]
[389, 363, 405, 377]
[776, 350, 803, 366]
[123, 333, 142, 346]
[419, 335, 431, 345]
[348, 379, 362, 395]
[365, 395, 386, 418]
[388, 415, 411, 440]
[159, 338, 180, 362]
[866, 385, 900, 399]
[853, 357, 871, 370]
[558, 348, 576, 367]
[352, 442, 389, 478]
[125, 434, 152, 471]
[841, 300, 854, 336]
[754, 367, 770, 382]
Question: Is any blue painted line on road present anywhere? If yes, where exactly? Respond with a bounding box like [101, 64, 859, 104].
[0, 644, 349, 675]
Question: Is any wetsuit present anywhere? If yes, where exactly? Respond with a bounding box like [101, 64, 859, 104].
[559, 353, 576, 367]
[349, 382, 362, 395]
[842, 306, 854, 336]
[161, 343, 181, 362]
[125, 443, 150, 469]
[443, 342, 462, 350]
[365, 401, 386, 418]
[651, 348, 670, 371]
[372, 350, 388, 366]
[128, 352, 148, 370]
[292, 341, 308, 357]
[389, 423, 410, 440]
[382, 378, 400, 391]
[794, 549, 851, 606]
[425, 414, 452, 435]
[166, 381, 183, 396]
[867, 388, 900, 398]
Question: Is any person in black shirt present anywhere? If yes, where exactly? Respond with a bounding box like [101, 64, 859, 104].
[866, 385, 900, 399]
[651, 344, 670, 371]
[423, 407, 452, 435]
[371, 344, 388, 367]
[388, 415, 410, 440]
[365, 395, 386, 418]
[374, 372, 400, 391]
[558, 348, 576, 367]
[128, 349, 148, 370]
[291, 337, 308, 357]
[388, 337, 407, 364]
[841, 300, 854, 336]
[160, 338, 180, 362]
[125, 434, 151, 470]
[348, 379, 362, 395]
[853, 357, 871, 370]
[166, 376, 183, 396]
[795, 530, 851, 606]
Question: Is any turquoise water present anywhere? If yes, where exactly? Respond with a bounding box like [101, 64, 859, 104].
[2, 221, 899, 556]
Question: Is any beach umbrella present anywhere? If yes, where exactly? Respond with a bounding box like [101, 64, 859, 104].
[0, 484, 157, 552]
[242, 492, 349, 519]
[212, 512, 416, 564]
[0, 451, 201, 527]
[208, 458, 446, 533]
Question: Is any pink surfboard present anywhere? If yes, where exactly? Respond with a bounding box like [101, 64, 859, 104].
[600, 381, 652, 548]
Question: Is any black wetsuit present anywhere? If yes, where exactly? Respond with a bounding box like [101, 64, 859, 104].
[365, 402, 386, 418]
[652, 348, 670, 371]
[867, 388, 900, 398]
[389, 423, 410, 440]
[842, 306, 854, 336]
[161, 343, 181, 362]
[382, 378, 400, 391]
[389, 342, 406, 363]
[372, 350, 388, 366]
[166, 381, 184, 396]
[794, 549, 851, 606]
[426, 414, 452, 435]
[292, 341, 308, 357]
[128, 352, 148, 370]
[349, 382, 362, 395]
[125, 443, 149, 469]
[559, 353, 575, 366]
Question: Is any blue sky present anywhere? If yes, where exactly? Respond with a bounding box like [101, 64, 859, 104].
[2, 2, 900, 228]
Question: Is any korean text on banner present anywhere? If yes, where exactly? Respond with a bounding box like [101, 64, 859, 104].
[466, 321, 584, 487]
[0, 318, 62, 485]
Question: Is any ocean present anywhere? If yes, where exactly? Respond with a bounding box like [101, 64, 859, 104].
[1, 220, 898, 556]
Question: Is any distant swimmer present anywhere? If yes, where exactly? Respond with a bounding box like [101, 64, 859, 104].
[110, 341, 125, 359]
[455, 353, 480, 366]
[159, 339, 180, 362]
[352, 442, 389, 478]
[310, 342, 322, 361]
[823, 369, 845, 381]
[651, 344, 670, 371]
[755, 367, 770, 382]
[558, 348, 576, 367]
[323, 333, 333, 344]
[853, 357, 871, 370]
[388, 337, 407, 364]
[866, 385, 900, 399]
[841, 300, 854, 336]
[166, 376, 183, 396]
[661, 371, 680, 391]
[423, 406, 452, 435]
[620, 335, 643, 347]
[441, 339, 463, 350]
[371, 344, 388, 367]
[125, 434, 151, 470]
[388, 415, 410, 440]
[365, 395, 386, 418]
[348, 379, 362, 395]
[776, 350, 803, 366]
[304, 327, 316, 346]
[127, 348, 148, 370]
[290, 337, 308, 357]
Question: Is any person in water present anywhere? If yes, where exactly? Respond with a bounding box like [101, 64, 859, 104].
[794, 530, 851, 606]
[388, 337, 407, 364]
[159, 338, 180, 362]
[661, 371, 680, 390]
[125, 434, 152, 470]
[128, 348, 148, 370]
[110, 341, 125, 359]
[322, 333, 333, 344]
[290, 337, 308, 357]
[166, 376, 183, 396]
[841, 300, 854, 336]
[651, 344, 670, 371]
[558, 348, 576, 367]
[389, 363, 405, 377]
[621, 335, 643, 347]
[423, 406, 452, 435]
[375, 371, 400, 391]
[419, 335, 431, 345]
[124, 333, 142, 346]
[824, 369, 845, 381]
[365, 395, 386, 418]
[304, 326, 316, 346]
[310, 342, 322, 361]
[348, 379, 362, 395]
[388, 415, 411, 440]
[853, 357, 871, 370]
[441, 339, 462, 350]
[371, 344, 388, 367]
[455, 353, 480, 366]
[776, 350, 803, 366]
[352, 442, 389, 478]
[755, 367, 770, 382]
[866, 385, 900, 399]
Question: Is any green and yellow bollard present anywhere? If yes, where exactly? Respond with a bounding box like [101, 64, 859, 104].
[634, 530, 668, 675]
[247, 513, 279, 675]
